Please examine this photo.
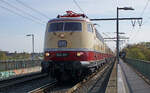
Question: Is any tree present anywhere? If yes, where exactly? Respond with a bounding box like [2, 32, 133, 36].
[0, 52, 7, 60]
[123, 42, 150, 61]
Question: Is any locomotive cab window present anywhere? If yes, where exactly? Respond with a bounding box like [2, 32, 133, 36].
[48, 22, 63, 32]
[87, 24, 93, 32]
[64, 22, 82, 31]
[48, 22, 82, 32]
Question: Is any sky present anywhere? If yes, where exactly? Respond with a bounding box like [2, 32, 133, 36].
[0, 0, 150, 53]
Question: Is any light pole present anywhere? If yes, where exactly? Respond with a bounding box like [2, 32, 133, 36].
[116, 7, 134, 63]
[26, 34, 34, 60]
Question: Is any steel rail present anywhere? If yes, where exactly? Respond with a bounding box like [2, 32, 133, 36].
[28, 80, 57, 93]
[66, 62, 114, 93]
[0, 72, 47, 89]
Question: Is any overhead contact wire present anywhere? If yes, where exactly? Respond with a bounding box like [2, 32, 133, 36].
[0, 0, 46, 23]
[139, 0, 150, 25]
[140, 0, 150, 17]
[129, 0, 150, 43]
[73, 0, 85, 14]
[15, 0, 49, 19]
[0, 5, 45, 25]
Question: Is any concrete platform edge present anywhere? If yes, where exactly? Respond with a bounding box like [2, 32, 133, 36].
[118, 60, 131, 93]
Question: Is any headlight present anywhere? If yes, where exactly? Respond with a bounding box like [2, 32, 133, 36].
[77, 52, 84, 57]
[60, 33, 65, 38]
[45, 52, 50, 57]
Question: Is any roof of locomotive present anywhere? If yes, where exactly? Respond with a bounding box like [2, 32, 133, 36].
[48, 17, 90, 23]
[48, 11, 91, 23]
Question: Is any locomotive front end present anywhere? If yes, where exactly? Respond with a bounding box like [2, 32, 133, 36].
[44, 20, 87, 62]
[42, 11, 93, 81]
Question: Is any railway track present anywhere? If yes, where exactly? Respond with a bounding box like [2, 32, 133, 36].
[29, 60, 114, 93]
[28, 80, 57, 93]
[0, 72, 54, 93]
[66, 61, 114, 93]
[0, 72, 47, 89]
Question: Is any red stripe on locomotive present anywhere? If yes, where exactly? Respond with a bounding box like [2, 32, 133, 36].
[44, 51, 108, 62]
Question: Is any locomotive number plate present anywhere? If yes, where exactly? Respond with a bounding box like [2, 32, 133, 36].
[56, 53, 69, 57]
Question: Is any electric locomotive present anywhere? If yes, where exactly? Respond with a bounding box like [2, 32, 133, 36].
[41, 11, 113, 81]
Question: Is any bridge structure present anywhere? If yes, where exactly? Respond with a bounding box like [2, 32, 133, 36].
[0, 57, 150, 93]
[0, 8, 148, 93]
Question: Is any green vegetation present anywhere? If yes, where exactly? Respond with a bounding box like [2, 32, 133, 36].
[7, 52, 31, 60]
[0, 51, 7, 60]
[122, 42, 150, 61]
[0, 50, 43, 61]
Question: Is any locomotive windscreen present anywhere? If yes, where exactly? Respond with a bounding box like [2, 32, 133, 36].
[49, 22, 63, 31]
[48, 22, 82, 32]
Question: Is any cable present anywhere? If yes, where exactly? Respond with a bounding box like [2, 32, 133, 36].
[129, 27, 141, 44]
[73, 0, 85, 14]
[112, 0, 118, 7]
[130, 0, 150, 44]
[142, 17, 150, 25]
[15, 0, 49, 19]
[0, 0, 45, 23]
[140, 0, 150, 17]
[126, 0, 150, 44]
[139, 0, 150, 26]
[0, 5, 45, 25]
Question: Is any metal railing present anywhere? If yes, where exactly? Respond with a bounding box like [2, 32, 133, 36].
[125, 58, 150, 80]
[0, 59, 41, 71]
[0, 60, 42, 80]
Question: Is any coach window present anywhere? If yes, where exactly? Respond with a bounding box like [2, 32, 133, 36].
[87, 24, 93, 32]
[48, 22, 63, 32]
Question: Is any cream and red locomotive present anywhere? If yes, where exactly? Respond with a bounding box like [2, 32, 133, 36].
[41, 11, 113, 81]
